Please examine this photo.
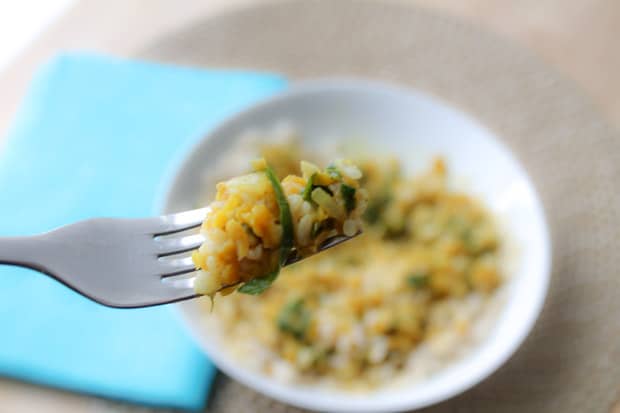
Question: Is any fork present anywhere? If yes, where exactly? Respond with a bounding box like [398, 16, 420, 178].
[0, 208, 357, 308]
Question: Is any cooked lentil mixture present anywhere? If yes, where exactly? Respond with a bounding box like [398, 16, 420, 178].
[192, 158, 368, 296]
[206, 144, 503, 387]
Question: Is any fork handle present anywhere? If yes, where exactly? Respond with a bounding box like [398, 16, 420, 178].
[0, 236, 44, 270]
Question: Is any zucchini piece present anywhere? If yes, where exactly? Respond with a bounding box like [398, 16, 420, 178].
[312, 187, 344, 220]
[301, 173, 316, 202]
[300, 160, 320, 179]
[316, 185, 334, 196]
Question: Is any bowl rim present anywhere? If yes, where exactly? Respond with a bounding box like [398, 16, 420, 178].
[159, 78, 552, 412]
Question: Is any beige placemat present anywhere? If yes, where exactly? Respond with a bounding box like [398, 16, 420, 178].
[137, 1, 620, 412]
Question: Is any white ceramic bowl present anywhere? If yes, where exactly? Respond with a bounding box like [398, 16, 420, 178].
[160, 80, 551, 412]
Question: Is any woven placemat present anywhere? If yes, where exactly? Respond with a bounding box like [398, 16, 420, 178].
[139, 1, 620, 411]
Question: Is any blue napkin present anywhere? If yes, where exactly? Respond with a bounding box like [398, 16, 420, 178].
[0, 53, 286, 410]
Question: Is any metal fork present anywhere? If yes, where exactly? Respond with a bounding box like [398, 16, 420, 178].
[0, 208, 357, 308]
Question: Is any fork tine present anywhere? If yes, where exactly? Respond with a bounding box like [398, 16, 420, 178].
[149, 207, 210, 236]
[158, 256, 197, 277]
[161, 273, 197, 289]
[155, 233, 205, 256]
[318, 233, 360, 250]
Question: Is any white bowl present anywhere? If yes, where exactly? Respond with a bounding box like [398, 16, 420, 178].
[160, 80, 551, 412]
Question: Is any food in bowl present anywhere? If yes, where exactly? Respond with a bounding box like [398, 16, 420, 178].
[202, 130, 505, 389]
[192, 158, 367, 296]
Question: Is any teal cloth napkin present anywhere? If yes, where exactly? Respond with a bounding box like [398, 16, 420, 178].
[0, 53, 286, 410]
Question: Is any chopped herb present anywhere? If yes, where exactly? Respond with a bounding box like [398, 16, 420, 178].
[325, 165, 342, 180]
[407, 272, 429, 288]
[265, 166, 294, 266]
[363, 202, 381, 224]
[277, 298, 311, 340]
[363, 193, 391, 224]
[301, 173, 316, 202]
[238, 268, 279, 295]
[340, 184, 356, 213]
[239, 166, 293, 295]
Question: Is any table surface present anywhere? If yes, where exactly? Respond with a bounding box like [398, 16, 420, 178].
[0, 0, 619, 411]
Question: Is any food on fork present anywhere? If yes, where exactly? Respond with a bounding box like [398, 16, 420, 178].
[192, 158, 368, 296]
